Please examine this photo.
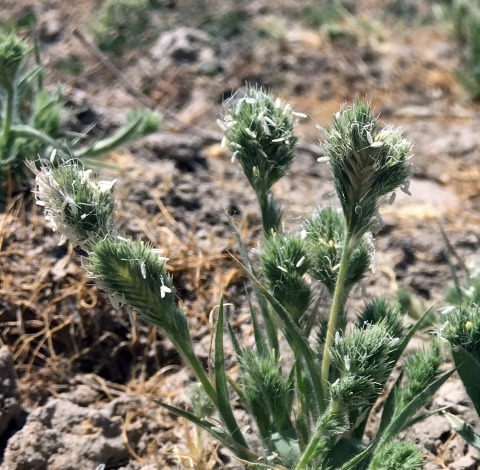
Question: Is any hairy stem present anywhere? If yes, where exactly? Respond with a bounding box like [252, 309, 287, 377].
[294, 401, 342, 470]
[259, 190, 272, 235]
[173, 339, 218, 407]
[321, 233, 353, 396]
[2, 86, 14, 143]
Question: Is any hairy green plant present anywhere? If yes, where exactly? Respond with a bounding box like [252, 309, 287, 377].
[220, 86, 298, 235]
[34, 87, 452, 470]
[303, 207, 371, 296]
[369, 440, 423, 470]
[434, 0, 480, 98]
[91, 0, 157, 55]
[300, 1, 347, 30]
[0, 32, 161, 195]
[438, 302, 480, 452]
[434, 241, 480, 453]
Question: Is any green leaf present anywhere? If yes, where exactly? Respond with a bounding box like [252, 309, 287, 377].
[243, 265, 325, 412]
[404, 406, 451, 430]
[379, 370, 455, 444]
[227, 317, 243, 360]
[247, 288, 267, 358]
[339, 443, 373, 470]
[390, 307, 433, 364]
[346, 370, 455, 470]
[152, 398, 253, 457]
[294, 360, 311, 446]
[359, 307, 432, 440]
[303, 293, 322, 339]
[377, 372, 402, 435]
[445, 412, 480, 451]
[74, 110, 161, 158]
[229, 217, 279, 355]
[214, 298, 251, 456]
[271, 428, 302, 468]
[78, 158, 117, 170]
[325, 438, 367, 468]
[452, 346, 480, 416]
[227, 374, 247, 404]
[17, 64, 43, 93]
[10, 124, 68, 157]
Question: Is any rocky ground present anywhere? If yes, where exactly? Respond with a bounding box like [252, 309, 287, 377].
[1, 1, 480, 469]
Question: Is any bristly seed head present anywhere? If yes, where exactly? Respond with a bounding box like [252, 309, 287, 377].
[27, 158, 116, 250]
[89, 237, 178, 332]
[221, 84, 299, 194]
[321, 99, 413, 240]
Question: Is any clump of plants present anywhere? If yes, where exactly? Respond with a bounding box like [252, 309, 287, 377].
[33, 86, 454, 469]
[300, 1, 347, 30]
[90, 0, 159, 55]
[434, 0, 480, 98]
[0, 32, 161, 195]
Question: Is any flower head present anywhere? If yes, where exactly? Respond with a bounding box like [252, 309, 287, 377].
[322, 100, 413, 240]
[303, 207, 370, 295]
[89, 236, 178, 332]
[28, 159, 115, 250]
[221, 85, 299, 194]
[259, 232, 312, 321]
[439, 303, 480, 362]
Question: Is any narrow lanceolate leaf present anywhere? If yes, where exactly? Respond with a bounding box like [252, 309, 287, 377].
[227, 317, 243, 360]
[349, 310, 429, 440]
[403, 406, 451, 430]
[247, 289, 268, 358]
[377, 373, 401, 435]
[378, 370, 455, 444]
[355, 307, 433, 439]
[215, 298, 251, 457]
[229, 217, 279, 355]
[445, 412, 480, 451]
[153, 399, 256, 459]
[348, 370, 455, 469]
[339, 444, 373, 470]
[390, 307, 433, 364]
[241, 263, 324, 411]
[451, 346, 480, 416]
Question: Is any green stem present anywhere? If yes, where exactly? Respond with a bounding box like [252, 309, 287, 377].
[295, 401, 341, 470]
[321, 233, 353, 396]
[259, 190, 272, 236]
[258, 189, 281, 236]
[294, 355, 310, 448]
[2, 86, 14, 143]
[173, 339, 218, 407]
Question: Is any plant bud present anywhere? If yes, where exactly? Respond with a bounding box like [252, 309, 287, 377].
[0, 34, 28, 91]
